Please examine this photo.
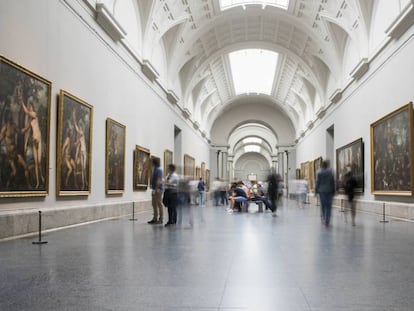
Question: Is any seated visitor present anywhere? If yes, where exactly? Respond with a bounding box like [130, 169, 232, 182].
[228, 181, 247, 213]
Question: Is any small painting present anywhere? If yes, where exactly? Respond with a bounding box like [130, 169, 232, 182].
[0, 56, 51, 197]
[336, 138, 364, 193]
[106, 118, 125, 194]
[133, 145, 150, 190]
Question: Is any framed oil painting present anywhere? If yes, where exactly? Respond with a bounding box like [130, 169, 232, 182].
[0, 56, 51, 197]
[247, 173, 257, 181]
[196, 166, 201, 179]
[105, 118, 125, 194]
[308, 160, 315, 192]
[201, 161, 206, 180]
[205, 169, 210, 191]
[183, 154, 195, 178]
[295, 169, 301, 180]
[57, 90, 93, 196]
[371, 103, 413, 195]
[336, 138, 364, 194]
[133, 145, 150, 191]
[164, 149, 173, 177]
[300, 162, 309, 180]
[314, 157, 322, 176]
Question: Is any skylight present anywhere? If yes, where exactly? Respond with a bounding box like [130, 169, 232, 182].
[220, 0, 289, 11]
[243, 137, 262, 144]
[244, 145, 261, 153]
[229, 49, 278, 95]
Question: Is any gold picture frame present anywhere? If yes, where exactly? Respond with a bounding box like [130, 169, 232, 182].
[133, 145, 150, 191]
[164, 149, 173, 177]
[201, 161, 206, 180]
[370, 102, 413, 195]
[205, 169, 210, 192]
[336, 138, 364, 194]
[57, 90, 93, 196]
[0, 56, 52, 197]
[105, 118, 125, 195]
[183, 154, 195, 178]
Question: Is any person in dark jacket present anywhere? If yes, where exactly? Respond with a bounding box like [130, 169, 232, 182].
[344, 168, 357, 226]
[315, 160, 335, 227]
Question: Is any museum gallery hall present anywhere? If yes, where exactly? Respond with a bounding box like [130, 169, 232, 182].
[1, 0, 414, 310]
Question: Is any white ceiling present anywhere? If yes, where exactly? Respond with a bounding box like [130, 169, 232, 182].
[100, 0, 408, 160]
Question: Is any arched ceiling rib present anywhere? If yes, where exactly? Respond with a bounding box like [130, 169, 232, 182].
[136, 0, 371, 141]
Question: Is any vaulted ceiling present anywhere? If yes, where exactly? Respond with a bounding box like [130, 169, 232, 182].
[97, 0, 408, 161]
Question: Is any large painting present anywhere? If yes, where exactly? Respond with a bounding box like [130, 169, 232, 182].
[184, 154, 195, 178]
[133, 145, 150, 190]
[164, 149, 173, 177]
[0, 56, 51, 197]
[308, 160, 315, 192]
[205, 169, 210, 192]
[336, 138, 364, 193]
[314, 157, 322, 176]
[371, 103, 413, 195]
[201, 161, 206, 180]
[106, 118, 125, 194]
[57, 90, 93, 196]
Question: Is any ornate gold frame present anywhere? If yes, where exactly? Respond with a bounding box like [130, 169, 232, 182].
[0, 56, 51, 197]
[133, 145, 150, 191]
[370, 103, 413, 195]
[105, 118, 125, 195]
[56, 90, 93, 196]
[183, 154, 195, 178]
[164, 149, 173, 177]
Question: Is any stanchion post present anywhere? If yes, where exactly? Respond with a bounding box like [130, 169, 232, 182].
[32, 211, 48, 245]
[129, 202, 138, 221]
[380, 202, 389, 223]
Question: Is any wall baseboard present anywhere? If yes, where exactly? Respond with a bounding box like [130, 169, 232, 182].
[0, 201, 152, 240]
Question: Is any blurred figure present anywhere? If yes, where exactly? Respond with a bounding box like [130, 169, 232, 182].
[344, 167, 357, 226]
[163, 164, 179, 227]
[212, 177, 221, 206]
[177, 176, 193, 227]
[315, 160, 335, 227]
[197, 177, 206, 223]
[219, 179, 229, 206]
[197, 177, 205, 206]
[251, 181, 272, 210]
[148, 157, 163, 225]
[267, 172, 281, 215]
[298, 178, 308, 207]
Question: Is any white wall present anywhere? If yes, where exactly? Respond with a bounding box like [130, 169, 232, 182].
[296, 25, 414, 203]
[0, 0, 210, 211]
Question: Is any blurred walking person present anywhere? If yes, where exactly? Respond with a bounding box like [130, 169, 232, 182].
[315, 160, 335, 227]
[163, 164, 179, 226]
[344, 168, 357, 226]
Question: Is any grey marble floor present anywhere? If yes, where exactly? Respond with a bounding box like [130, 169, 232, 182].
[1, 199, 414, 311]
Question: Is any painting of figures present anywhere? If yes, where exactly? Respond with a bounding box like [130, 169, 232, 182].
[106, 118, 125, 194]
[371, 103, 413, 195]
[0, 56, 51, 197]
[134, 145, 150, 190]
[57, 90, 93, 196]
[336, 139, 364, 193]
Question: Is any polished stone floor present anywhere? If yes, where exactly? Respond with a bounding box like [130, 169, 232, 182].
[1, 199, 414, 311]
